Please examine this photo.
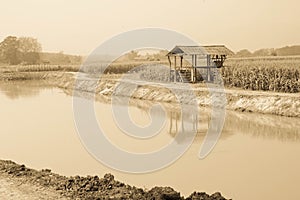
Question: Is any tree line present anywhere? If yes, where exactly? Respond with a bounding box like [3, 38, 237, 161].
[0, 36, 42, 65]
[235, 45, 300, 57]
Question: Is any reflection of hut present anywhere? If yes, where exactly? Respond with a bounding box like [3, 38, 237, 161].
[168, 110, 208, 137]
[167, 45, 233, 83]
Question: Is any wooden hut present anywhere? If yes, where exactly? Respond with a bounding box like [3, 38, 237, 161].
[166, 45, 233, 83]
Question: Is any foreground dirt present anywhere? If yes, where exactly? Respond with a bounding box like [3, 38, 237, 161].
[0, 174, 68, 200]
[0, 160, 229, 200]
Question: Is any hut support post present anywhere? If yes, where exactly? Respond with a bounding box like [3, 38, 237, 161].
[180, 56, 183, 70]
[191, 55, 197, 83]
[194, 55, 197, 82]
[168, 56, 171, 82]
[207, 55, 211, 82]
[191, 55, 194, 82]
[174, 56, 177, 83]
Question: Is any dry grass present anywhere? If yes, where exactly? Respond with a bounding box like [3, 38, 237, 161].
[0, 64, 79, 73]
[0, 64, 79, 81]
[79, 61, 168, 74]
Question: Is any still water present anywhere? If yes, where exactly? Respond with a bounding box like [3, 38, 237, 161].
[0, 81, 300, 199]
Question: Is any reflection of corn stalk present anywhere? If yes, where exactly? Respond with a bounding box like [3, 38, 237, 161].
[225, 111, 300, 142]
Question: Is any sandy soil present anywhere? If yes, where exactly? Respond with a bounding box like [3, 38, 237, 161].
[0, 174, 68, 200]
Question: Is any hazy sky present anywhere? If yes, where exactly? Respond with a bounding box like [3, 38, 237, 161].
[1, 0, 299, 55]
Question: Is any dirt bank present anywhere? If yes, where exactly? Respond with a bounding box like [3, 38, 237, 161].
[47, 72, 300, 118]
[0, 160, 229, 200]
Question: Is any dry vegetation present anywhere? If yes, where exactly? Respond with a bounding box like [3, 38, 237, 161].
[222, 56, 300, 93]
[0, 64, 79, 73]
[79, 61, 167, 74]
[0, 64, 79, 81]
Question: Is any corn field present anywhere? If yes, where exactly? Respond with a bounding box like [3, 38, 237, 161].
[221, 57, 300, 93]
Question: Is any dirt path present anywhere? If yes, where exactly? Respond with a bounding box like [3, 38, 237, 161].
[0, 174, 68, 200]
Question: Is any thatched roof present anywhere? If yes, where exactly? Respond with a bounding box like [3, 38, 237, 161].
[167, 45, 234, 56]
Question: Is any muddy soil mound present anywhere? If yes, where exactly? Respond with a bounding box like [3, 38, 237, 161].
[0, 160, 229, 200]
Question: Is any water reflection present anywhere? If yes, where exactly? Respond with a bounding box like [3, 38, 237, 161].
[225, 111, 300, 142]
[1, 80, 299, 142]
[111, 97, 300, 142]
[1, 80, 300, 200]
[0, 80, 52, 99]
